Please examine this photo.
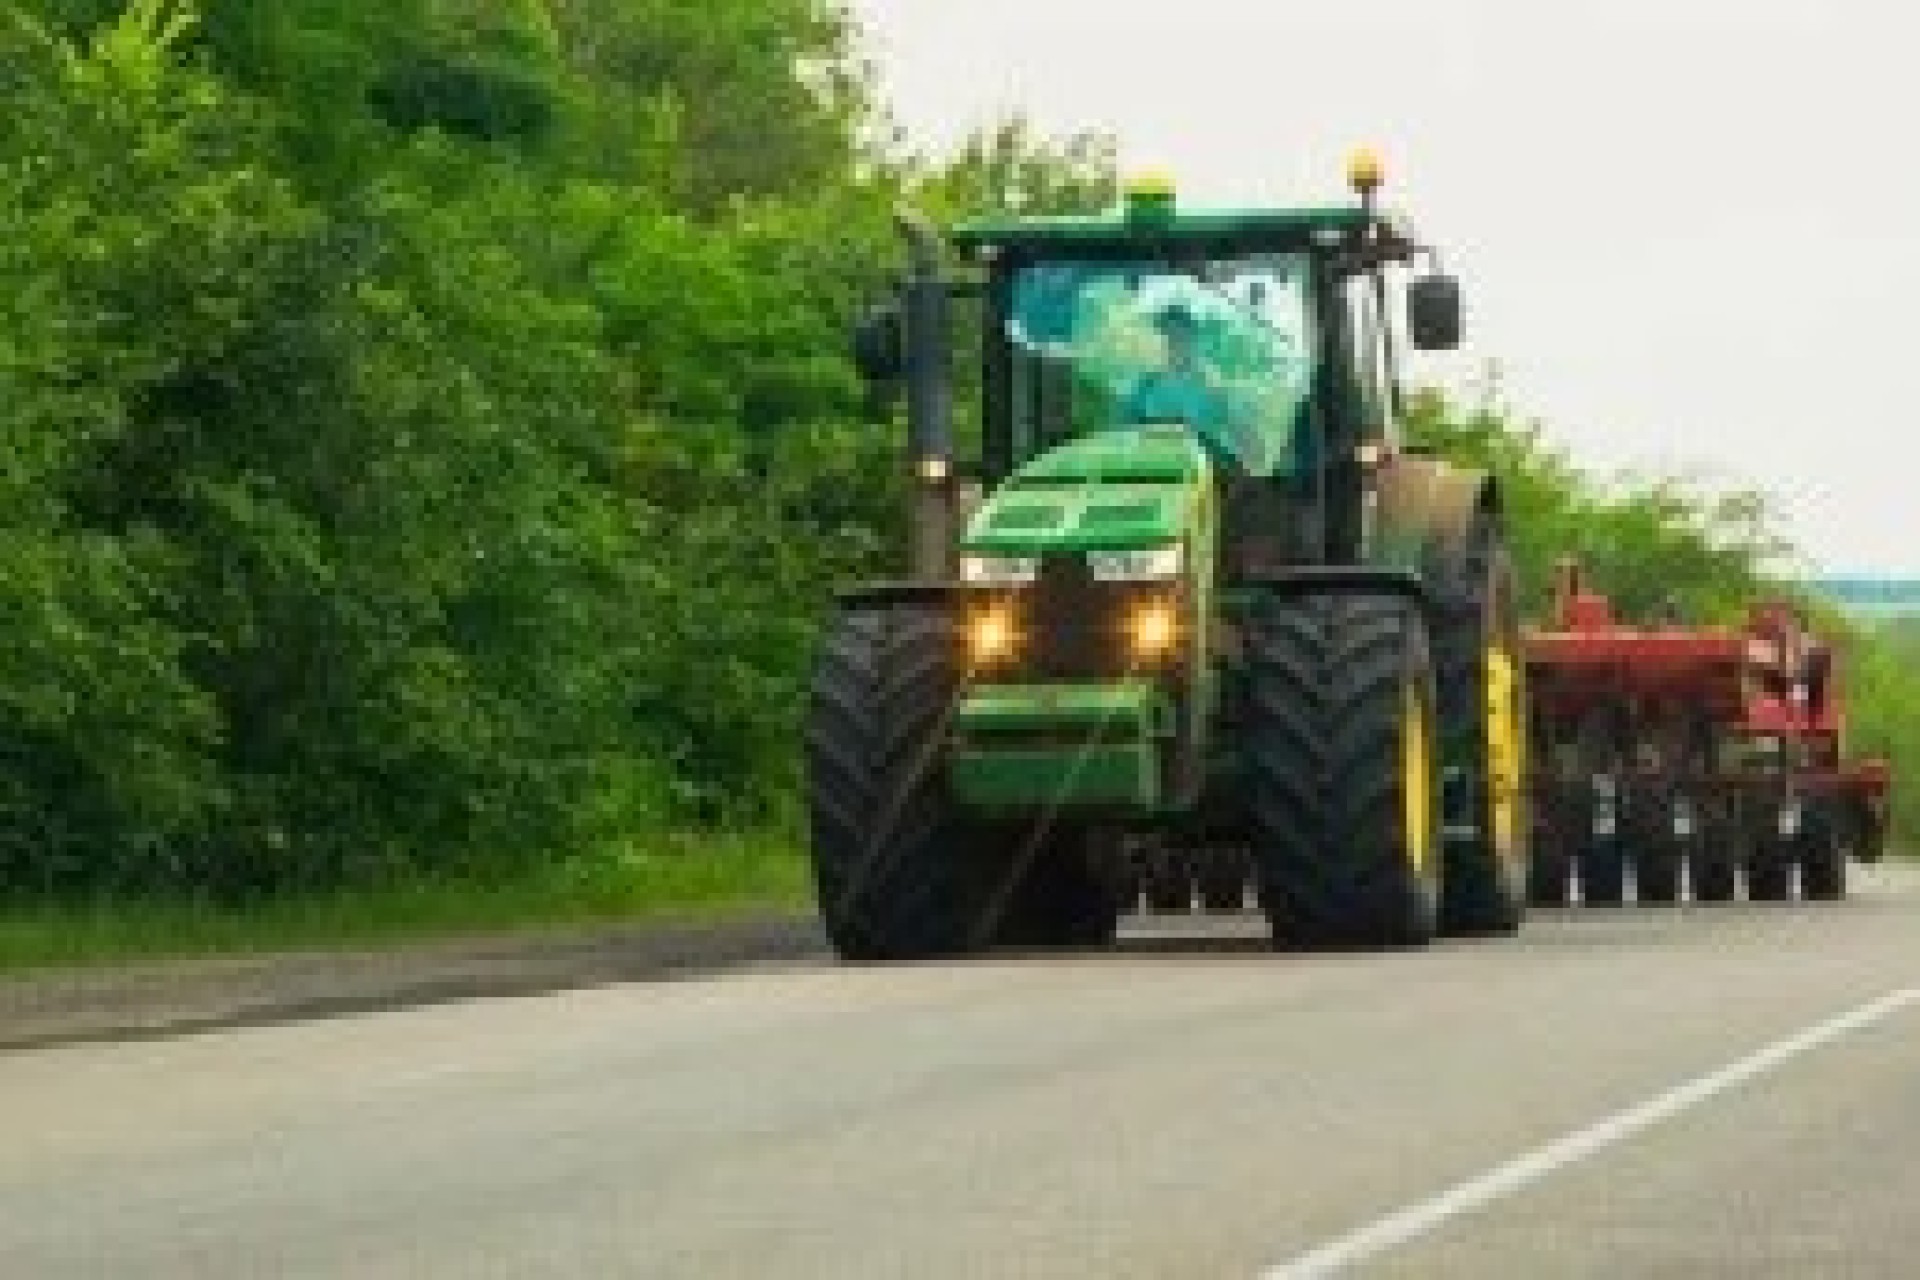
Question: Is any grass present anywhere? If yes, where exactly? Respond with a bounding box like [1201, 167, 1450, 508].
[0, 833, 812, 977]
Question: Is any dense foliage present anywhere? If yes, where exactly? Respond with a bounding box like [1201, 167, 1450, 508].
[0, 0, 916, 896]
[1405, 387, 1786, 621]
[0, 1, 1908, 902]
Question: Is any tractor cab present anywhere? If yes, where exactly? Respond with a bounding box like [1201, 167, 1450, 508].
[991, 251, 1316, 481]
[857, 159, 1463, 582]
[970, 230, 1336, 580]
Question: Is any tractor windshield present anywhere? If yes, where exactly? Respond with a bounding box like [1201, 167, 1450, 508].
[1005, 255, 1315, 476]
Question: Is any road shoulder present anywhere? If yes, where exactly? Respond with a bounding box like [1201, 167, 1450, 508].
[0, 911, 824, 1052]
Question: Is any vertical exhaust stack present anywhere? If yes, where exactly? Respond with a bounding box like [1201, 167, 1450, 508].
[896, 210, 955, 581]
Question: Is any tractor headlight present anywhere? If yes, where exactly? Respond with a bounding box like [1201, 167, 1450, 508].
[959, 554, 1039, 587]
[1089, 545, 1183, 582]
[966, 603, 1021, 667]
[1126, 598, 1181, 664]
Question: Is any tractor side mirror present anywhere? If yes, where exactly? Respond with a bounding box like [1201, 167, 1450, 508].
[851, 302, 906, 384]
[1407, 273, 1462, 351]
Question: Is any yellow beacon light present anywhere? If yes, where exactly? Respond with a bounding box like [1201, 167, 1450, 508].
[1124, 171, 1177, 222]
[1347, 147, 1385, 198]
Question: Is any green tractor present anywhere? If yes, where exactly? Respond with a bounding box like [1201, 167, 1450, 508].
[808, 155, 1529, 959]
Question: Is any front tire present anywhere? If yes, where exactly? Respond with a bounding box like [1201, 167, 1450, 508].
[1243, 593, 1443, 950]
[805, 606, 1009, 961]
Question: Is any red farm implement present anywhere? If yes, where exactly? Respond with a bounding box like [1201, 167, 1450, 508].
[1525, 562, 1891, 906]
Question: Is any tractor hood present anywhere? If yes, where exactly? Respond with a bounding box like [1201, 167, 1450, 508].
[962, 428, 1212, 555]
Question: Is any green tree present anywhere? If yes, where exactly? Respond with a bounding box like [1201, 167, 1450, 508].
[1406, 385, 1784, 622]
[0, 5, 648, 894]
[911, 115, 1119, 220]
[545, 0, 871, 206]
[0, 0, 1224, 901]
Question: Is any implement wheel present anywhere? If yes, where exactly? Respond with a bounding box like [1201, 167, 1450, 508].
[1631, 800, 1683, 906]
[1432, 516, 1529, 936]
[1746, 833, 1795, 902]
[1691, 827, 1739, 903]
[1801, 839, 1847, 902]
[1528, 742, 1578, 907]
[1243, 593, 1442, 950]
[1634, 842, 1683, 905]
[805, 605, 1010, 961]
[1799, 804, 1847, 903]
[1746, 852, 1793, 902]
[1529, 844, 1573, 907]
[1579, 836, 1627, 907]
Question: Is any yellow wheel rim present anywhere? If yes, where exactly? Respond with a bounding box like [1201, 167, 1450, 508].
[1402, 684, 1435, 871]
[1485, 644, 1525, 862]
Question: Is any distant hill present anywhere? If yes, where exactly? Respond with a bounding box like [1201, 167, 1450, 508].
[1816, 578, 1920, 617]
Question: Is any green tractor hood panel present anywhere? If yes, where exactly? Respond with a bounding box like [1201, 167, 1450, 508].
[962, 429, 1212, 555]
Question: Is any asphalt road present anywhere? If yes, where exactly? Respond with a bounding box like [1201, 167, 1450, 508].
[6, 866, 1920, 1278]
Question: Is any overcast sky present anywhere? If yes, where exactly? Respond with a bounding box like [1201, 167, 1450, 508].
[847, 0, 1918, 574]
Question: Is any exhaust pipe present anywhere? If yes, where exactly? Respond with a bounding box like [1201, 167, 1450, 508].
[896, 209, 955, 580]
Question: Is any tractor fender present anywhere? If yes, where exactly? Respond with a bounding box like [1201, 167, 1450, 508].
[1237, 565, 1431, 608]
[1369, 454, 1501, 587]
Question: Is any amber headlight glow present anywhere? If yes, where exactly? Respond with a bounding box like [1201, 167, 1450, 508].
[1126, 598, 1181, 663]
[967, 604, 1020, 667]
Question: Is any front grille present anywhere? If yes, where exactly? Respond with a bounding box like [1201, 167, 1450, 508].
[987, 503, 1062, 534]
[1019, 557, 1166, 680]
[1079, 501, 1163, 531]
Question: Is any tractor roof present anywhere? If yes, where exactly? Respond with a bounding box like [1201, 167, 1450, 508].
[949, 202, 1375, 261]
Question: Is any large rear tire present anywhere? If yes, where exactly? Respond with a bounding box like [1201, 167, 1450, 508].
[1243, 593, 1443, 950]
[805, 606, 1010, 961]
[1431, 516, 1529, 937]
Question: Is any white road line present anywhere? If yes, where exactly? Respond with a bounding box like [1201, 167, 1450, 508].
[1264, 985, 1920, 1279]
